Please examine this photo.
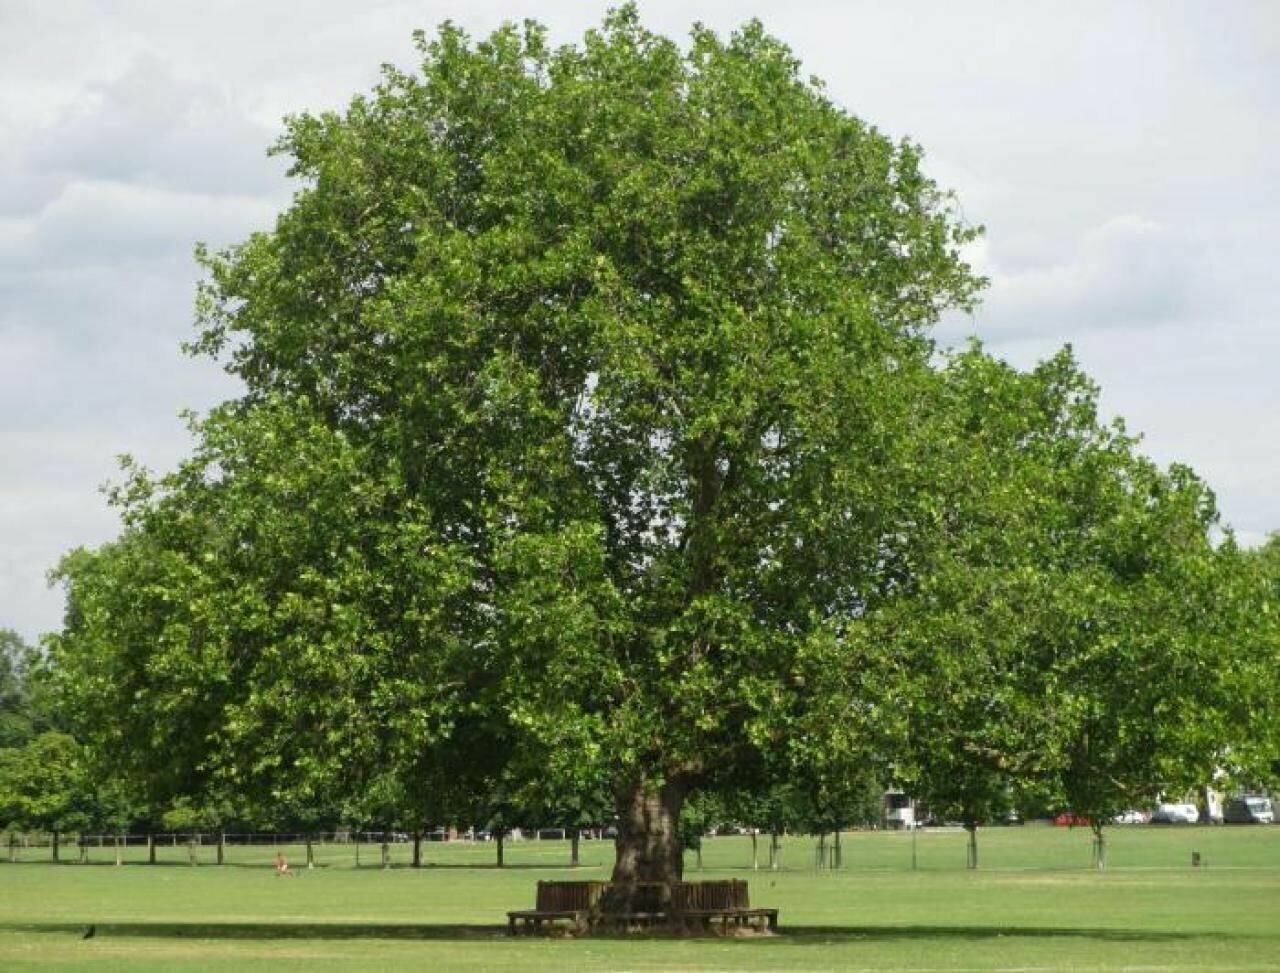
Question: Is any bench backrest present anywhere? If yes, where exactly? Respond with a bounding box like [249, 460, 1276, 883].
[535, 880, 606, 911]
[677, 879, 749, 910]
[533, 879, 749, 912]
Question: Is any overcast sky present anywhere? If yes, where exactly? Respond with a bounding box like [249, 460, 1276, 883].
[2, 0, 1277, 643]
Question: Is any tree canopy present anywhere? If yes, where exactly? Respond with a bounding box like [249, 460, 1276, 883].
[47, 5, 1271, 893]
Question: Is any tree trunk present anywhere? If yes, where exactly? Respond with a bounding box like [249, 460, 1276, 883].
[412, 830, 422, 868]
[834, 828, 842, 869]
[148, 834, 156, 865]
[115, 835, 122, 866]
[496, 830, 505, 868]
[751, 830, 758, 870]
[51, 830, 59, 863]
[965, 823, 978, 870]
[570, 827, 580, 868]
[217, 831, 224, 866]
[306, 833, 315, 869]
[769, 829, 781, 870]
[381, 839, 390, 869]
[1091, 822, 1106, 871]
[600, 778, 687, 919]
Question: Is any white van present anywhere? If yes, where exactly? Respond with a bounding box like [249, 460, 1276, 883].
[1223, 795, 1274, 824]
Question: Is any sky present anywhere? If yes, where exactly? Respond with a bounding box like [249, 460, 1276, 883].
[1, 0, 1277, 643]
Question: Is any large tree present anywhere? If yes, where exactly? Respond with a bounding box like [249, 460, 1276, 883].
[51, 7, 982, 895]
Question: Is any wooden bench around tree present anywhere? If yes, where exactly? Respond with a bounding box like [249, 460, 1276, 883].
[507, 880, 605, 934]
[507, 880, 778, 935]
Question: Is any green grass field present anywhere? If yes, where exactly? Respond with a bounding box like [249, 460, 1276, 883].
[2, 825, 1278, 970]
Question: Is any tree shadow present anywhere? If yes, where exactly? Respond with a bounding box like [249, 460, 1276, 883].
[8, 922, 509, 941]
[3, 921, 1226, 945]
[0, 859, 597, 871]
[759, 924, 1209, 945]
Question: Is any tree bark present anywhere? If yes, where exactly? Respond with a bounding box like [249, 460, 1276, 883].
[51, 830, 59, 863]
[412, 830, 422, 868]
[1091, 822, 1106, 871]
[965, 823, 978, 870]
[570, 827, 580, 868]
[596, 777, 688, 921]
[496, 830, 505, 868]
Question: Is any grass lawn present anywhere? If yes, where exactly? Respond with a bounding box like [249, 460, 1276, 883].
[2, 825, 1278, 970]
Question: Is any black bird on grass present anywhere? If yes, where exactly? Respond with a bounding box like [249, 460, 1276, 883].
[82, 925, 95, 939]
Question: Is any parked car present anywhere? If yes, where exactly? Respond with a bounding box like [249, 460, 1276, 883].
[1150, 802, 1198, 824]
[1223, 795, 1274, 824]
[1054, 813, 1090, 827]
[1113, 809, 1148, 825]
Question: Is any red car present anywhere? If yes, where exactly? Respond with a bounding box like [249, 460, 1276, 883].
[1054, 813, 1090, 827]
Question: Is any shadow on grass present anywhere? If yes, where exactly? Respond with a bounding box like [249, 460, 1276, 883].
[0, 860, 596, 871]
[4, 921, 1219, 945]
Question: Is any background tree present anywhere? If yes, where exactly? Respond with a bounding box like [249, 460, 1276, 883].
[1208, 534, 1280, 793]
[0, 731, 94, 861]
[873, 346, 1241, 869]
[0, 629, 38, 749]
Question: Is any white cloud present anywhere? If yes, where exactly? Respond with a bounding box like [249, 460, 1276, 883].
[0, 179, 277, 270]
[975, 216, 1198, 339]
